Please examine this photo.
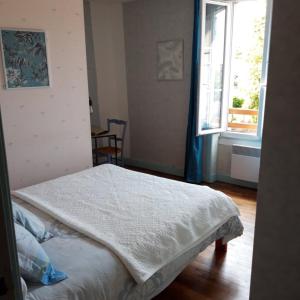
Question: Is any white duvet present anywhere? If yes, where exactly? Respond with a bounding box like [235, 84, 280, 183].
[13, 164, 240, 284]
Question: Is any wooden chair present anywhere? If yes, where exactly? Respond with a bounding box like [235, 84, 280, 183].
[94, 119, 127, 165]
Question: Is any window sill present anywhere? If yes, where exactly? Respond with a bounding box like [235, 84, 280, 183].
[219, 132, 262, 148]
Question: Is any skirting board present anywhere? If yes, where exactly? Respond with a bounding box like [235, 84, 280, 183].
[124, 158, 184, 177]
[216, 174, 258, 189]
[124, 158, 257, 189]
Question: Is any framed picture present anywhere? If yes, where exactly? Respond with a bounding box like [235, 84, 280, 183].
[0, 29, 50, 89]
[157, 39, 184, 81]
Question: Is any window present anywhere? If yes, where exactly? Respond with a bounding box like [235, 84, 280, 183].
[197, 0, 272, 138]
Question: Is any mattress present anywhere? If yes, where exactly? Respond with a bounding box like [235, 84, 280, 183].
[16, 199, 243, 300]
[14, 164, 241, 284]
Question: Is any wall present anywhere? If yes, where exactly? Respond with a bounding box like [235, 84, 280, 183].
[123, 0, 194, 175]
[88, 0, 130, 157]
[0, 0, 92, 189]
[250, 0, 300, 298]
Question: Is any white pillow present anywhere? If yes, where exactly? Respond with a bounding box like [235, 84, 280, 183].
[20, 277, 27, 299]
[15, 223, 67, 285]
[12, 200, 52, 242]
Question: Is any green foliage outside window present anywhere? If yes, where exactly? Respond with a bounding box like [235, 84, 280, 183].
[248, 16, 265, 111]
[232, 97, 245, 108]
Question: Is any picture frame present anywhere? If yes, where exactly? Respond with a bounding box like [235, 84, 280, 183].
[157, 39, 184, 81]
[0, 28, 50, 89]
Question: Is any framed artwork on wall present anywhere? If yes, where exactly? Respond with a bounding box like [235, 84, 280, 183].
[0, 29, 50, 89]
[157, 39, 184, 81]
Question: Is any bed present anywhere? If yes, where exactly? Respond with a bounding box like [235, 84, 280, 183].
[13, 164, 243, 300]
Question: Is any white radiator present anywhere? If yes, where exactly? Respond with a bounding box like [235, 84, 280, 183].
[230, 145, 261, 183]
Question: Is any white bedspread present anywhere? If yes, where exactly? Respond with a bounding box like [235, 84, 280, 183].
[13, 164, 240, 284]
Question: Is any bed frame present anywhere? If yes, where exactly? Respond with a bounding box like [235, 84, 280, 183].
[215, 239, 227, 252]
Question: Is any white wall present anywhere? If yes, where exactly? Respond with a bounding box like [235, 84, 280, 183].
[0, 0, 92, 189]
[88, 0, 130, 157]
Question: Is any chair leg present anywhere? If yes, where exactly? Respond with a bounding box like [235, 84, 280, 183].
[119, 150, 124, 167]
[120, 155, 124, 166]
[93, 152, 98, 166]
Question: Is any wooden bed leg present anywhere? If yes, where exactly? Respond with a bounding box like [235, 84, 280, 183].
[215, 239, 227, 252]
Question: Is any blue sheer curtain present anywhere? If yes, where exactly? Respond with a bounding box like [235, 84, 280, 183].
[184, 0, 203, 184]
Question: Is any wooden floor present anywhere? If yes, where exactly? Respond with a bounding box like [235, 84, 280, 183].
[128, 167, 257, 300]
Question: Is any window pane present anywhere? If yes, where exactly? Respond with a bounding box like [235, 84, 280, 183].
[227, 0, 267, 135]
[199, 4, 227, 131]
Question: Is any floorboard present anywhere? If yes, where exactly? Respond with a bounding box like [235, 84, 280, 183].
[127, 166, 257, 300]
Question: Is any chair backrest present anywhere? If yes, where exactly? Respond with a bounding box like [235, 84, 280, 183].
[107, 119, 127, 149]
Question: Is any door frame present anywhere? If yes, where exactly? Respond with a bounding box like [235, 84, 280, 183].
[0, 107, 22, 299]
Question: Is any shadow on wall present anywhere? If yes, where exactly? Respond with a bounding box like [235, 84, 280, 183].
[84, 0, 101, 127]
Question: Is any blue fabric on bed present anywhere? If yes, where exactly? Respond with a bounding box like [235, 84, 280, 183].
[41, 264, 68, 285]
[15, 223, 67, 285]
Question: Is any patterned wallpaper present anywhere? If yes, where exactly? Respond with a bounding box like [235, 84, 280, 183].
[0, 0, 93, 189]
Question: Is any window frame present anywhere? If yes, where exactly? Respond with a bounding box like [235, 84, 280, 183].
[197, 0, 273, 141]
[196, 0, 233, 136]
[222, 0, 273, 141]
